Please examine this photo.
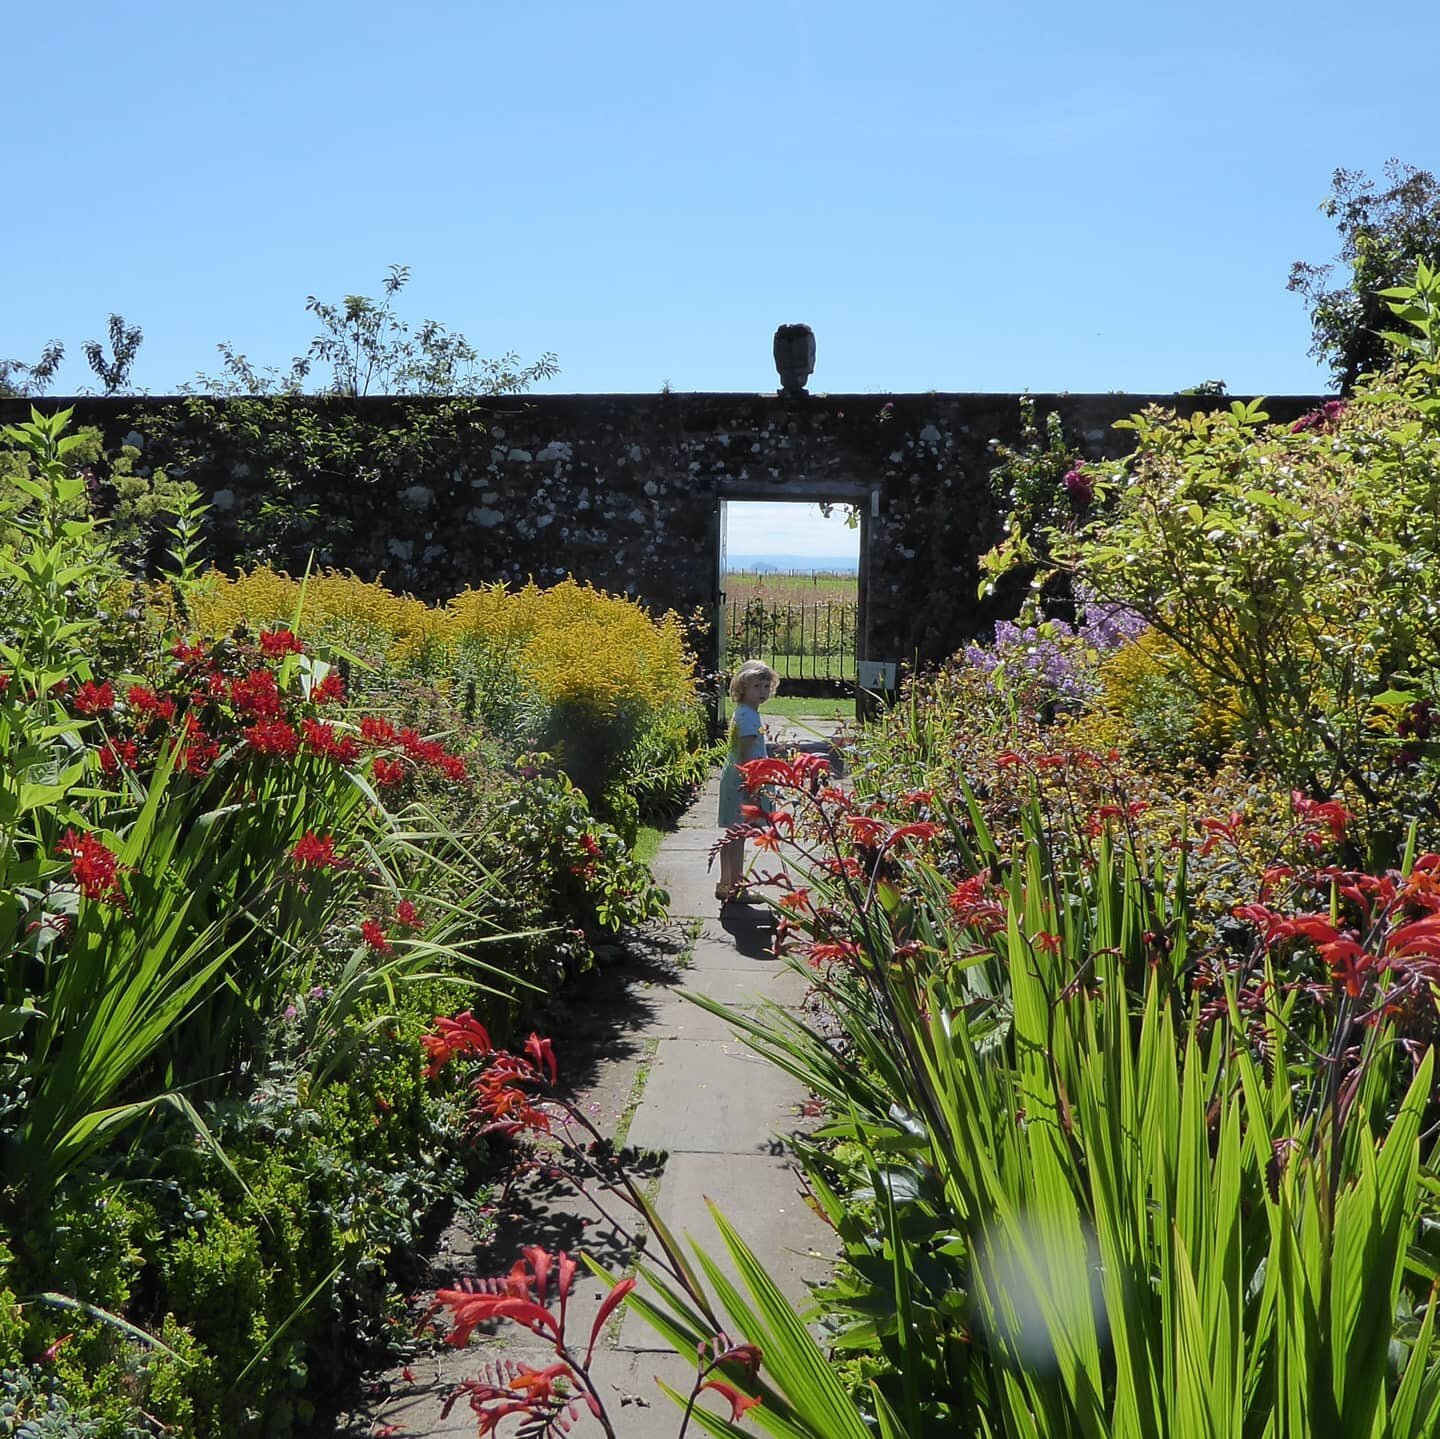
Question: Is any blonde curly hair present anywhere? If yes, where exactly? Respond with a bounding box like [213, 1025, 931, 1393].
[728, 659, 780, 703]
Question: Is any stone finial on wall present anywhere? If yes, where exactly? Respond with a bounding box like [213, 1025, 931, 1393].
[773, 323, 816, 394]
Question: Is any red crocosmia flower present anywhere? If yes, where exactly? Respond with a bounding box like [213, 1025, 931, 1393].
[180, 737, 221, 778]
[778, 886, 812, 914]
[372, 756, 407, 787]
[56, 829, 124, 903]
[360, 715, 399, 746]
[311, 670, 347, 705]
[431, 1288, 561, 1348]
[259, 627, 304, 656]
[845, 815, 891, 847]
[127, 683, 160, 714]
[291, 831, 339, 869]
[361, 920, 393, 955]
[302, 717, 338, 754]
[524, 1033, 559, 1086]
[97, 737, 139, 775]
[700, 1377, 762, 1423]
[1034, 753, 1067, 771]
[244, 719, 299, 756]
[995, 750, 1024, 768]
[899, 788, 934, 807]
[806, 940, 860, 968]
[229, 668, 283, 720]
[420, 1010, 493, 1078]
[1291, 791, 1352, 841]
[1199, 810, 1246, 857]
[890, 821, 941, 845]
[395, 899, 419, 928]
[1031, 931, 1063, 954]
[73, 680, 115, 715]
[948, 876, 1006, 933]
[0, 673, 10, 696]
[585, 1277, 636, 1364]
[436, 752, 468, 781]
[171, 638, 207, 664]
[737, 757, 797, 791]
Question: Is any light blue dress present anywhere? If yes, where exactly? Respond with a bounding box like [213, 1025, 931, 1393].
[718, 702, 767, 827]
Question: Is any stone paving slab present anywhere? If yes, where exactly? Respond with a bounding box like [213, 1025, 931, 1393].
[625, 1038, 810, 1156]
[675, 963, 813, 1010]
[617, 1151, 831, 1351]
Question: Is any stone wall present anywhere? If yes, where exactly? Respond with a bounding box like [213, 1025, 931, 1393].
[2, 390, 1322, 674]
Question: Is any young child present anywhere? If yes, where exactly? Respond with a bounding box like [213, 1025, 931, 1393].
[715, 659, 778, 903]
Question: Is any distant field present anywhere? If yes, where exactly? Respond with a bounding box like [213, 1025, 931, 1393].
[724, 568, 859, 606]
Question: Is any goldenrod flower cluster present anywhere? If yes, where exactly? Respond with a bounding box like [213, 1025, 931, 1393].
[445, 579, 695, 716]
[188, 569, 698, 729]
[190, 568, 447, 665]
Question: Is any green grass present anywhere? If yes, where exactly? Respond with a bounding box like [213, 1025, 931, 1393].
[722, 695, 855, 726]
[632, 825, 664, 869]
[725, 569, 858, 605]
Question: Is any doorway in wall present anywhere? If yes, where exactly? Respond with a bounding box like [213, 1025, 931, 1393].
[714, 498, 865, 728]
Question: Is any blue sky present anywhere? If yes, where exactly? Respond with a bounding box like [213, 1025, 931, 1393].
[4, 0, 1438, 561]
[726, 502, 859, 562]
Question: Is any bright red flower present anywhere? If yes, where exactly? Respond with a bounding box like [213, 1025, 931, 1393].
[524, 1033, 558, 1086]
[259, 627, 304, 656]
[301, 718, 359, 764]
[395, 899, 419, 928]
[585, 1277, 635, 1364]
[436, 752, 468, 781]
[56, 829, 124, 903]
[171, 638, 207, 664]
[360, 715, 399, 746]
[292, 831, 339, 869]
[97, 737, 139, 775]
[361, 919, 393, 954]
[73, 680, 115, 715]
[948, 875, 1005, 933]
[229, 668, 283, 720]
[1032, 931, 1063, 954]
[179, 735, 221, 777]
[1291, 791, 1352, 842]
[311, 670, 347, 705]
[244, 719, 299, 756]
[431, 1288, 560, 1348]
[372, 756, 407, 787]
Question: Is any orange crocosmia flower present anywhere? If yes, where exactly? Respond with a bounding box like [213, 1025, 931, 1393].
[420, 1010, 493, 1077]
[700, 1377, 762, 1422]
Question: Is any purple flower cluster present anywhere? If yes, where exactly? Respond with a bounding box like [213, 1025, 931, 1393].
[1078, 595, 1149, 652]
[963, 591, 1147, 706]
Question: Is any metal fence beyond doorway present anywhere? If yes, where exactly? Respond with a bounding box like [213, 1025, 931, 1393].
[722, 598, 858, 685]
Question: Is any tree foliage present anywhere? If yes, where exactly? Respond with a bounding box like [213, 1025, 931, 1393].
[1289, 160, 1440, 391]
[192, 264, 558, 398]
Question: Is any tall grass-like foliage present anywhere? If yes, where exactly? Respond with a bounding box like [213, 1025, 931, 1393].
[651, 756, 1440, 1437]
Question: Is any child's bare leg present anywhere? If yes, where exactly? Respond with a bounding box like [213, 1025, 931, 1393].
[718, 837, 745, 895]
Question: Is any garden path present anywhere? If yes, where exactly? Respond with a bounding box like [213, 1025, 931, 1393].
[351, 718, 844, 1438]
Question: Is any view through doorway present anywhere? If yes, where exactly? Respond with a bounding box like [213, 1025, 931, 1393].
[717, 499, 863, 726]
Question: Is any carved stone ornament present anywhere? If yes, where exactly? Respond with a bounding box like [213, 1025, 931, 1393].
[773, 323, 816, 394]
